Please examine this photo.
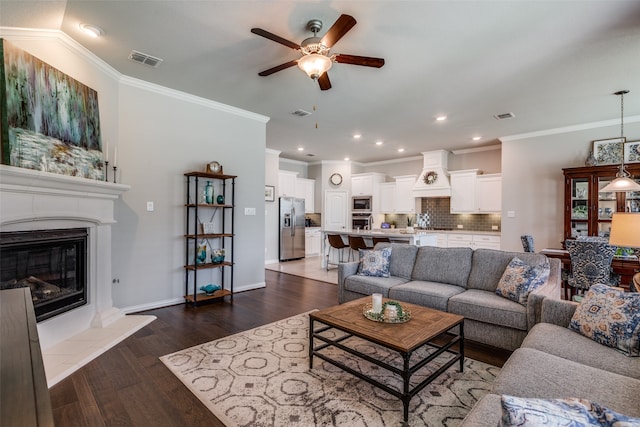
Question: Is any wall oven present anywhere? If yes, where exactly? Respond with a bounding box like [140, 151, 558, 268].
[352, 213, 372, 230]
[352, 196, 372, 213]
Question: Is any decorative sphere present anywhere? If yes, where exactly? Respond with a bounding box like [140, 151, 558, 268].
[216, 194, 225, 204]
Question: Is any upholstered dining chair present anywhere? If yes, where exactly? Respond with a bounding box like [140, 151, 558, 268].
[347, 235, 372, 261]
[565, 239, 618, 298]
[520, 235, 535, 253]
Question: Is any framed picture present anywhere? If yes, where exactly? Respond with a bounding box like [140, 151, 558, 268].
[265, 185, 275, 202]
[624, 140, 640, 164]
[592, 137, 625, 165]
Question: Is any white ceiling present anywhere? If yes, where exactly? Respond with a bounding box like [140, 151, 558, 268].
[2, 1, 640, 163]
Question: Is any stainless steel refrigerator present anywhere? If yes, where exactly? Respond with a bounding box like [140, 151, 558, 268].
[279, 197, 305, 261]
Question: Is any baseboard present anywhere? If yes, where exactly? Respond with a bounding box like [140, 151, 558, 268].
[264, 258, 279, 265]
[120, 282, 267, 314]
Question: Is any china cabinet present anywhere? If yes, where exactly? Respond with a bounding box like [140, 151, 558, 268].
[184, 171, 235, 305]
[563, 164, 640, 241]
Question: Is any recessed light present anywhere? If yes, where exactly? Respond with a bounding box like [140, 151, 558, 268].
[353, 134, 362, 139]
[297, 147, 304, 151]
[344, 157, 350, 161]
[79, 24, 103, 38]
[435, 115, 447, 122]
[397, 148, 405, 152]
[375, 141, 383, 146]
[472, 136, 481, 141]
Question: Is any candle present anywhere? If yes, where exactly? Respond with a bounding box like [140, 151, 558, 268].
[384, 304, 397, 320]
[372, 293, 382, 313]
[105, 141, 109, 161]
[113, 147, 117, 166]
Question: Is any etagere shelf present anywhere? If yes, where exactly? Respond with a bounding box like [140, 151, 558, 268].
[184, 171, 236, 305]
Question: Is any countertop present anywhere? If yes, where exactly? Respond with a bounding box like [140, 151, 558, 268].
[321, 228, 501, 238]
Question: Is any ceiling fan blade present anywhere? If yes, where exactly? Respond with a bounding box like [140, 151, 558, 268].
[321, 14, 356, 48]
[258, 60, 298, 76]
[335, 54, 385, 68]
[251, 28, 300, 50]
[318, 73, 331, 91]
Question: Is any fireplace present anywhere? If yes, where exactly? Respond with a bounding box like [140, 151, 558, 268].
[1, 228, 88, 322]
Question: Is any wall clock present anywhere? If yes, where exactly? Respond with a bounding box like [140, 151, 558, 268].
[330, 173, 343, 185]
[423, 171, 438, 185]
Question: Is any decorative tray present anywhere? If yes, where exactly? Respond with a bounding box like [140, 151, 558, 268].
[362, 302, 411, 324]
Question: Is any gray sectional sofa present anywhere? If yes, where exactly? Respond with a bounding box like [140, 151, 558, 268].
[338, 243, 562, 351]
[460, 297, 640, 425]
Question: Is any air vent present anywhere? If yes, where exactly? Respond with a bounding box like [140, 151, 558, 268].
[128, 50, 163, 68]
[291, 109, 312, 117]
[494, 112, 515, 120]
[306, 153, 316, 157]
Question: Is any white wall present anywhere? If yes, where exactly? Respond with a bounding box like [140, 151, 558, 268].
[1, 30, 269, 312]
[265, 149, 280, 264]
[501, 121, 640, 252]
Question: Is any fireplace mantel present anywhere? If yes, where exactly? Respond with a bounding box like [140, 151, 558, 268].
[0, 164, 130, 349]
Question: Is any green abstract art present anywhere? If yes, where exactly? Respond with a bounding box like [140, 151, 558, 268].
[0, 39, 104, 180]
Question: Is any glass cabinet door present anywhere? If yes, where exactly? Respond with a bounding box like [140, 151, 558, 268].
[570, 177, 589, 238]
[597, 176, 617, 238]
[625, 190, 640, 213]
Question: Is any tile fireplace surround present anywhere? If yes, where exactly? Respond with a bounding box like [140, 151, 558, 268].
[0, 165, 154, 385]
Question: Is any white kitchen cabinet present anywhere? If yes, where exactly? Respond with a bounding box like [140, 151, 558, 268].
[472, 234, 501, 250]
[450, 170, 477, 213]
[379, 183, 395, 213]
[351, 174, 374, 196]
[278, 170, 298, 197]
[446, 233, 474, 248]
[295, 178, 315, 213]
[305, 228, 321, 255]
[394, 175, 417, 213]
[436, 233, 448, 248]
[445, 233, 500, 249]
[476, 174, 502, 213]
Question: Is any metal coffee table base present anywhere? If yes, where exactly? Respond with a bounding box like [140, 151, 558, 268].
[309, 318, 464, 422]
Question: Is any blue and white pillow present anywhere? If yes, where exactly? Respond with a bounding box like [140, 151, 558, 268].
[569, 283, 640, 356]
[495, 257, 550, 305]
[357, 247, 392, 278]
[500, 395, 640, 426]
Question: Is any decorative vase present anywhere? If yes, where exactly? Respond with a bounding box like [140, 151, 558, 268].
[211, 248, 225, 264]
[585, 151, 598, 167]
[217, 194, 225, 204]
[196, 242, 207, 264]
[205, 181, 214, 204]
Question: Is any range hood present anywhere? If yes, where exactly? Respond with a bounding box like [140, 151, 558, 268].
[412, 150, 451, 198]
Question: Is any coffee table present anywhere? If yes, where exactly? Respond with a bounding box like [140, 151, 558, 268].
[309, 297, 464, 422]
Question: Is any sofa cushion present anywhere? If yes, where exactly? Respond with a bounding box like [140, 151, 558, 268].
[569, 284, 640, 356]
[500, 395, 640, 427]
[357, 247, 392, 277]
[388, 280, 465, 312]
[522, 323, 640, 380]
[344, 274, 408, 297]
[448, 289, 527, 331]
[492, 348, 640, 417]
[495, 257, 550, 305]
[460, 394, 503, 427]
[374, 242, 419, 280]
[411, 246, 473, 287]
[467, 249, 550, 292]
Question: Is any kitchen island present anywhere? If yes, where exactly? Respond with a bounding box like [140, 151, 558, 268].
[321, 228, 501, 268]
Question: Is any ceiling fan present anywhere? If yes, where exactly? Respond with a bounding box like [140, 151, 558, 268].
[251, 14, 385, 90]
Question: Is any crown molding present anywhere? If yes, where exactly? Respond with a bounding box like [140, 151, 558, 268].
[265, 148, 281, 156]
[0, 26, 270, 124]
[500, 116, 640, 142]
[364, 155, 422, 166]
[279, 157, 309, 166]
[451, 144, 501, 155]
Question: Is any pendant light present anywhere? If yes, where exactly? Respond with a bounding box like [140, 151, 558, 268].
[600, 90, 640, 192]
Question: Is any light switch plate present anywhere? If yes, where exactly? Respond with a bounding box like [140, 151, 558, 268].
[146, 201, 154, 212]
[244, 207, 256, 215]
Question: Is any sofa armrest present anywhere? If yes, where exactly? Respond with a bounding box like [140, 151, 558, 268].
[540, 298, 578, 328]
[338, 262, 360, 303]
[526, 258, 562, 329]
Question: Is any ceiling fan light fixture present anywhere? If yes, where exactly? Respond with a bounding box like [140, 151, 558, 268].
[297, 53, 333, 80]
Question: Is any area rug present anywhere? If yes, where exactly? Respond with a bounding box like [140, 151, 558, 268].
[160, 311, 500, 427]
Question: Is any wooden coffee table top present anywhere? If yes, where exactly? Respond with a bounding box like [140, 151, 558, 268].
[310, 297, 464, 353]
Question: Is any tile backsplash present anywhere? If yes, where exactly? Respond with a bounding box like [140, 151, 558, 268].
[384, 198, 501, 232]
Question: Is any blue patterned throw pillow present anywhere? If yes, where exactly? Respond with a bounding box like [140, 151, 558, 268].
[357, 247, 392, 278]
[569, 284, 640, 356]
[495, 257, 550, 305]
[500, 395, 640, 426]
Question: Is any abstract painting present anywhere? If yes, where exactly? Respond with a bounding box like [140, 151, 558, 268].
[592, 137, 625, 166]
[0, 39, 104, 179]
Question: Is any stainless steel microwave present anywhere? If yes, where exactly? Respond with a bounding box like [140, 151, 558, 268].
[352, 196, 372, 213]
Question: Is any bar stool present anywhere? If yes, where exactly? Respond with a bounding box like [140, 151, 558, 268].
[348, 235, 372, 261]
[326, 234, 348, 270]
[372, 237, 390, 247]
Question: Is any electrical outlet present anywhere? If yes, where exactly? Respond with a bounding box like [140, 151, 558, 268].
[507, 211, 516, 218]
[492, 225, 499, 230]
[457, 224, 463, 229]
[244, 207, 256, 216]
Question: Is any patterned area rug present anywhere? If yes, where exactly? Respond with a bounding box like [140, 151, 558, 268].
[160, 311, 500, 426]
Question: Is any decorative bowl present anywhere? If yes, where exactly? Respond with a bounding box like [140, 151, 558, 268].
[362, 302, 411, 323]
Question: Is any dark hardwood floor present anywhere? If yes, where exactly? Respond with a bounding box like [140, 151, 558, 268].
[49, 270, 510, 426]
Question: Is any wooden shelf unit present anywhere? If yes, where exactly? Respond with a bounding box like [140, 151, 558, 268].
[184, 171, 236, 305]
